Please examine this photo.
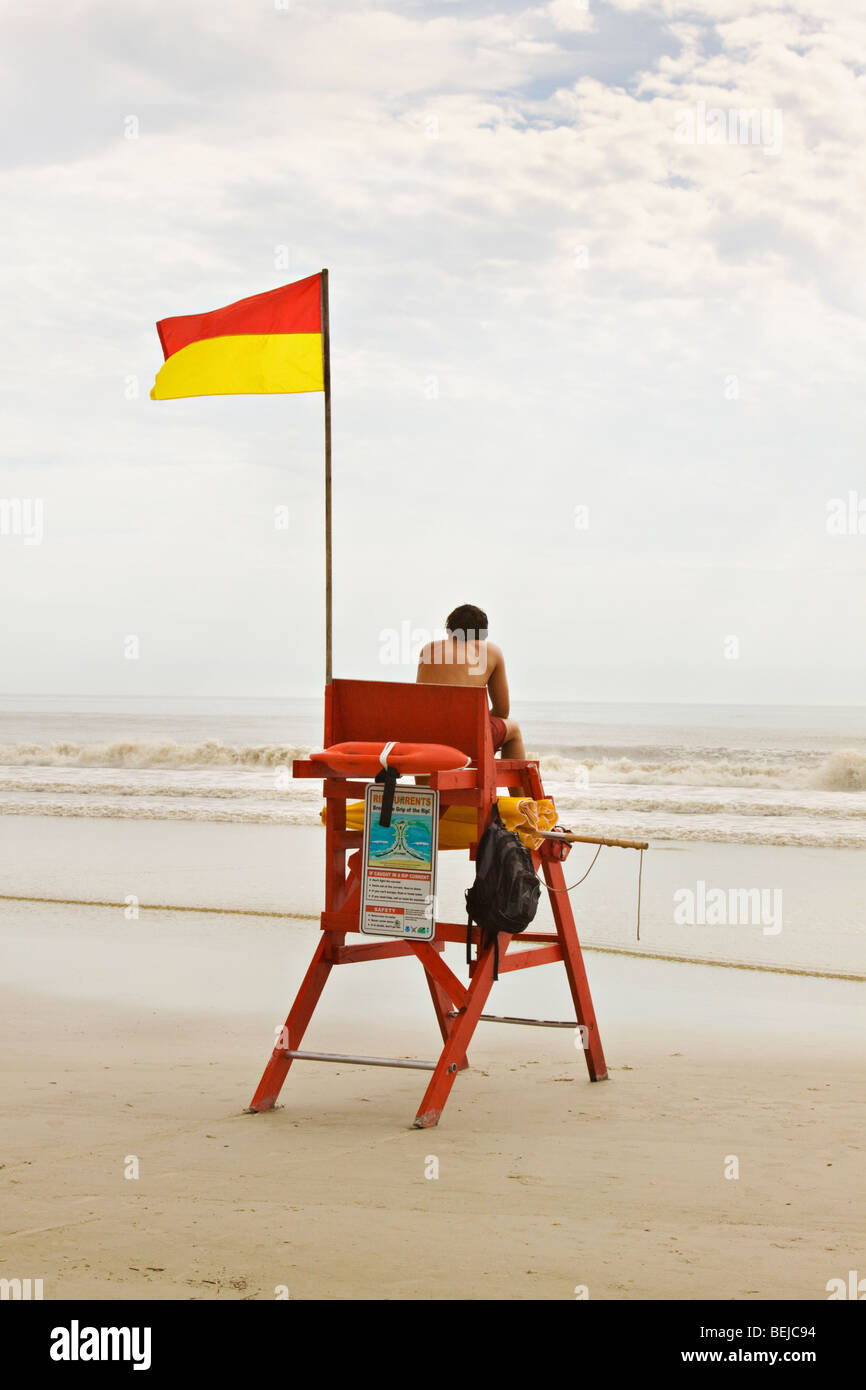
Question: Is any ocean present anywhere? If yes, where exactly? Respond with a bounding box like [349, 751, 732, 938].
[1, 695, 865, 979]
[1, 695, 865, 849]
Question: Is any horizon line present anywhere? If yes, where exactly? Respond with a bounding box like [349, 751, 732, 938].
[2, 692, 866, 712]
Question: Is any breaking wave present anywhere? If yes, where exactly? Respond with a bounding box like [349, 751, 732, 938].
[538, 750, 866, 792]
[0, 741, 312, 769]
[0, 741, 865, 791]
[1, 739, 864, 847]
[807, 750, 866, 792]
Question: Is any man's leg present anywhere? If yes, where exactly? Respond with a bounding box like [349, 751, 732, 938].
[499, 717, 526, 795]
[501, 717, 526, 761]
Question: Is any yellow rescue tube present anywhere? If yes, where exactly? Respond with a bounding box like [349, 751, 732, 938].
[322, 795, 557, 850]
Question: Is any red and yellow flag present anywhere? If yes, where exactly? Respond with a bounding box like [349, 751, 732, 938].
[150, 272, 324, 400]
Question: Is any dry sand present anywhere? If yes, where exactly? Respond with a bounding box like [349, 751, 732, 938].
[1, 899, 863, 1301]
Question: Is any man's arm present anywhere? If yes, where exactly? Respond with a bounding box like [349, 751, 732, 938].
[486, 645, 510, 718]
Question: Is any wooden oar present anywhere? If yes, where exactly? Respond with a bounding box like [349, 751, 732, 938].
[535, 828, 649, 851]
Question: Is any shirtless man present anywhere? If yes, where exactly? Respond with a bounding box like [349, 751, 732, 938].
[416, 603, 526, 764]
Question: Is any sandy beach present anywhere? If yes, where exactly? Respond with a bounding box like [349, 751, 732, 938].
[2, 830, 863, 1301]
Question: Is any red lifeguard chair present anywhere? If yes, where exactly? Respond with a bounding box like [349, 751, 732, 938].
[249, 678, 609, 1127]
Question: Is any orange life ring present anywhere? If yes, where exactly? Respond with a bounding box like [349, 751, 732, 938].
[314, 740, 470, 778]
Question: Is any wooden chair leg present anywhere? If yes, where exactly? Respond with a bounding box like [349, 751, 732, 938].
[412, 941, 500, 1128]
[248, 934, 336, 1111]
[542, 858, 608, 1081]
[422, 964, 470, 1071]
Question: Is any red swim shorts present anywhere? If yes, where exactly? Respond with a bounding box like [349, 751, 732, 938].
[489, 715, 508, 751]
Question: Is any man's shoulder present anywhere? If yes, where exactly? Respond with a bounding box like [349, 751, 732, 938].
[484, 640, 503, 665]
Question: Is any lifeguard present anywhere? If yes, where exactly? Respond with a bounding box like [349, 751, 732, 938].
[416, 603, 526, 765]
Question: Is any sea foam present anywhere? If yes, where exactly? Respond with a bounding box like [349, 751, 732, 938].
[1, 741, 864, 792]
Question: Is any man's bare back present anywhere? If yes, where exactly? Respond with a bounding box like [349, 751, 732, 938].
[417, 637, 497, 685]
[416, 604, 526, 763]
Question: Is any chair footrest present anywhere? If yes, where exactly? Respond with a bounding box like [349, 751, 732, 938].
[448, 1012, 577, 1029]
[283, 1048, 439, 1071]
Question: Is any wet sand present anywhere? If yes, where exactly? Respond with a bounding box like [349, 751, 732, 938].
[1, 885, 863, 1301]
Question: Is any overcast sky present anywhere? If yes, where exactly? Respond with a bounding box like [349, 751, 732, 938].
[1, 0, 864, 705]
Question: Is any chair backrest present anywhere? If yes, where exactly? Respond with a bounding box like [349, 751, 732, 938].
[325, 678, 494, 770]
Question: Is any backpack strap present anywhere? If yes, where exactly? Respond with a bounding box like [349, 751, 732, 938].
[468, 921, 498, 980]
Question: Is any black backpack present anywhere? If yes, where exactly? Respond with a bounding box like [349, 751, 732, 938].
[465, 804, 541, 979]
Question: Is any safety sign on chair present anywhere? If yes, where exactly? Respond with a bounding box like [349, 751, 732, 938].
[360, 785, 439, 939]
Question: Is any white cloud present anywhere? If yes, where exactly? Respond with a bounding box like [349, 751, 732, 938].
[1, 0, 864, 702]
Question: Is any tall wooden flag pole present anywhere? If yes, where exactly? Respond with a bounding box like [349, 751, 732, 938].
[321, 269, 333, 685]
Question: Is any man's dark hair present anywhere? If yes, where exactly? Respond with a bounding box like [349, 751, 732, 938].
[445, 603, 488, 640]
